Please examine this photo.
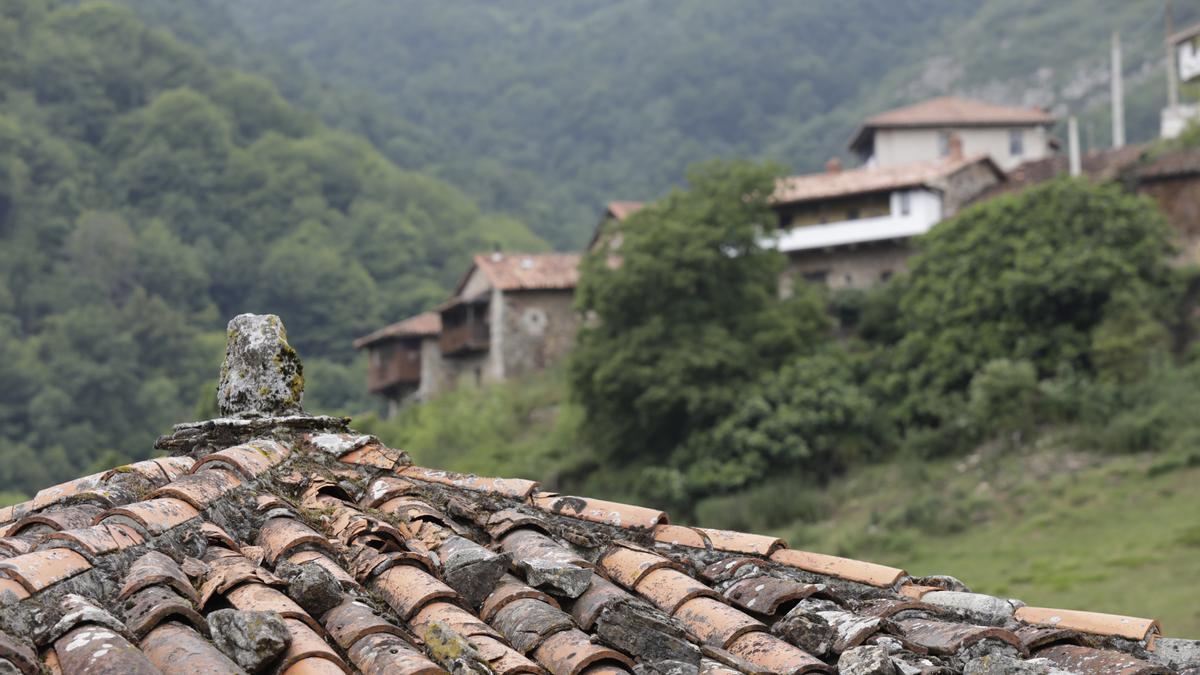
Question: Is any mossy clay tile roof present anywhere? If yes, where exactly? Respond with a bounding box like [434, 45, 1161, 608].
[0, 315, 1194, 674]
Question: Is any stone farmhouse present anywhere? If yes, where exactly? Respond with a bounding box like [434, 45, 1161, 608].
[772, 145, 1004, 292]
[849, 96, 1057, 171]
[357, 252, 581, 409]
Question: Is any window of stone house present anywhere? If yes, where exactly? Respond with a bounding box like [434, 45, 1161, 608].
[1009, 129, 1024, 156]
[881, 270, 893, 281]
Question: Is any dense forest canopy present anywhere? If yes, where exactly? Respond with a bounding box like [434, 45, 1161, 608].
[0, 0, 542, 492]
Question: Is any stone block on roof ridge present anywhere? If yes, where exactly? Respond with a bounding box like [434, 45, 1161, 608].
[218, 313, 305, 417]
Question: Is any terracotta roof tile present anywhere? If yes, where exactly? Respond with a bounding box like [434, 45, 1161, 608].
[1037, 644, 1171, 674]
[353, 311, 442, 349]
[0, 548, 91, 593]
[257, 516, 334, 565]
[54, 625, 159, 675]
[606, 201, 645, 222]
[97, 497, 200, 536]
[345, 632, 442, 675]
[774, 154, 997, 205]
[403, 466, 539, 501]
[339, 443, 410, 471]
[119, 551, 198, 604]
[1015, 605, 1160, 641]
[122, 584, 208, 638]
[0, 631, 38, 675]
[7, 504, 105, 537]
[140, 621, 241, 675]
[651, 523, 707, 548]
[150, 467, 242, 510]
[191, 440, 290, 478]
[863, 96, 1054, 128]
[771, 548, 907, 588]
[599, 544, 676, 588]
[323, 599, 408, 650]
[692, 527, 783, 556]
[723, 576, 825, 616]
[533, 492, 667, 529]
[531, 628, 634, 675]
[635, 567, 721, 614]
[674, 596, 764, 648]
[482, 573, 560, 623]
[277, 617, 350, 673]
[41, 522, 144, 560]
[459, 252, 582, 293]
[372, 564, 458, 619]
[725, 631, 830, 674]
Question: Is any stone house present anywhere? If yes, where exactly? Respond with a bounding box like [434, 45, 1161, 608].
[351, 311, 442, 412]
[849, 96, 1056, 171]
[357, 252, 582, 408]
[772, 146, 1004, 292]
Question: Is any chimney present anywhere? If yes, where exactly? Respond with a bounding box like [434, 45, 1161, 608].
[825, 156, 842, 173]
[948, 133, 964, 160]
[1111, 31, 1126, 148]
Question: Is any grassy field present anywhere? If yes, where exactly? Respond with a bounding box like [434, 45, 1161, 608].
[782, 442, 1200, 638]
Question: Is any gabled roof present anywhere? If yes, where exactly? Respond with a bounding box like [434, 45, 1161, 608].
[975, 144, 1149, 202]
[605, 201, 645, 222]
[0, 315, 1194, 674]
[773, 154, 1001, 206]
[352, 311, 441, 349]
[453, 252, 581, 296]
[850, 96, 1056, 153]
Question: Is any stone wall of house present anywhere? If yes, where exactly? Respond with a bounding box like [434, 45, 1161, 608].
[780, 241, 914, 294]
[498, 289, 580, 377]
[1138, 176, 1200, 264]
[942, 161, 1003, 216]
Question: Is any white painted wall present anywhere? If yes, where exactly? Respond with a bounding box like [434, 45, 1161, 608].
[872, 126, 1051, 170]
[775, 189, 942, 253]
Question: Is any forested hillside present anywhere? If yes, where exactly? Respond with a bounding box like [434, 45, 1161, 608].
[216, 0, 1199, 246]
[0, 0, 543, 493]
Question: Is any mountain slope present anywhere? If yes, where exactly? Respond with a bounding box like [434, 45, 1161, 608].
[219, 0, 1199, 247]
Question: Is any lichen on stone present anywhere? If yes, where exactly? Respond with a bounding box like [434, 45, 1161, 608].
[217, 314, 306, 417]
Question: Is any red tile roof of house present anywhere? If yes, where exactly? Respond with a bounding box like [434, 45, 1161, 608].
[1, 316, 1194, 674]
[606, 201, 645, 222]
[773, 154, 1000, 206]
[850, 96, 1055, 153]
[352, 311, 442, 349]
[457, 252, 582, 294]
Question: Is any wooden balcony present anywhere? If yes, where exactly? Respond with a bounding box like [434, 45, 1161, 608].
[366, 342, 422, 393]
[439, 317, 490, 356]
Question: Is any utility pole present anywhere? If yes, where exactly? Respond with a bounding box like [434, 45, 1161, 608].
[1068, 116, 1082, 177]
[1167, 0, 1179, 109]
[1111, 31, 1126, 148]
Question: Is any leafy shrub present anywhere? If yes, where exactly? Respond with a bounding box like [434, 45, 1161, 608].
[679, 350, 882, 494]
[881, 178, 1175, 429]
[968, 359, 1039, 443]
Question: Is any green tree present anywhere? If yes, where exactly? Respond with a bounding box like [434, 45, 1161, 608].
[682, 350, 880, 494]
[882, 178, 1175, 428]
[570, 159, 829, 476]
